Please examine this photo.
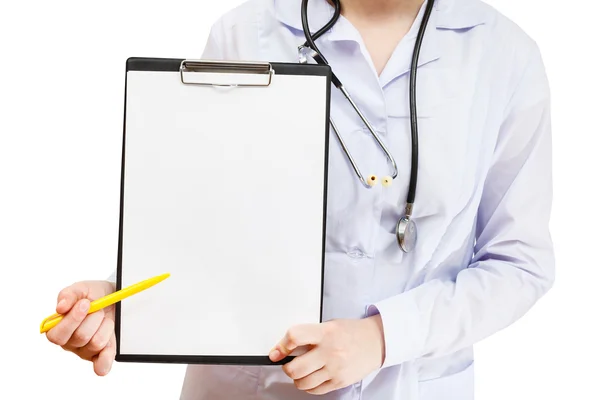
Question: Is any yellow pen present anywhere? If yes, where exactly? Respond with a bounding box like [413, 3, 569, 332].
[39, 273, 170, 334]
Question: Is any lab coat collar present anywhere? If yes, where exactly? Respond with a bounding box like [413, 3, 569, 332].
[378, 2, 441, 88]
[273, 0, 490, 34]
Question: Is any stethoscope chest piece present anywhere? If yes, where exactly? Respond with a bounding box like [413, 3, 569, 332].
[396, 217, 417, 253]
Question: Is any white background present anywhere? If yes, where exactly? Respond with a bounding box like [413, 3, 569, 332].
[1, 0, 598, 399]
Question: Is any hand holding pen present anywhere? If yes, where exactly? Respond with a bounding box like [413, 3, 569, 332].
[44, 280, 118, 376]
[42, 274, 169, 376]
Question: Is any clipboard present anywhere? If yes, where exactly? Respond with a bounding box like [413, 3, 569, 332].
[115, 58, 331, 365]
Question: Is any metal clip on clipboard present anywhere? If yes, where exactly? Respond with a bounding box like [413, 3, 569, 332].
[180, 60, 274, 87]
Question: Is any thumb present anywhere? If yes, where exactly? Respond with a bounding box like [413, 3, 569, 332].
[269, 324, 324, 362]
[56, 282, 90, 314]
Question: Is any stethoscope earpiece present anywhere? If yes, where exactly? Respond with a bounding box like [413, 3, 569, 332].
[367, 175, 378, 187]
[382, 176, 393, 187]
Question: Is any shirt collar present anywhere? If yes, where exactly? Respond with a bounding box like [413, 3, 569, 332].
[273, 0, 490, 33]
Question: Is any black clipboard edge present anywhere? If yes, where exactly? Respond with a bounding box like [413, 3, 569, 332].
[114, 58, 128, 363]
[320, 64, 330, 329]
[125, 56, 331, 77]
[116, 354, 294, 366]
[115, 57, 331, 366]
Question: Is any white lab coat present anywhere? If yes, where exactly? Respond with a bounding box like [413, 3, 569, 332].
[175, 0, 555, 398]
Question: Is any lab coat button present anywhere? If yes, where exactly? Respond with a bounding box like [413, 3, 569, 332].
[347, 247, 366, 258]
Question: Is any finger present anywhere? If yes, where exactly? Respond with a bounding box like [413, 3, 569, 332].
[306, 379, 338, 395]
[56, 283, 90, 314]
[79, 317, 114, 358]
[283, 348, 325, 380]
[66, 310, 105, 349]
[270, 324, 324, 361]
[46, 299, 90, 346]
[294, 368, 330, 391]
[92, 333, 116, 376]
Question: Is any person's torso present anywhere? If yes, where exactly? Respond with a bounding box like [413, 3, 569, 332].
[181, 0, 534, 398]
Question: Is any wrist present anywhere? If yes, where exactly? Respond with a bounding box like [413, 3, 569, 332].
[364, 314, 386, 367]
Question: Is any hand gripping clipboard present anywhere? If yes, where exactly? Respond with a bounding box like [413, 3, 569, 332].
[115, 58, 331, 365]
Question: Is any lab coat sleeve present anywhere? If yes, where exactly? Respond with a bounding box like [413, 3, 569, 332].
[368, 44, 555, 368]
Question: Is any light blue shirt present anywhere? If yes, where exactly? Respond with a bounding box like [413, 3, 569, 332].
[180, 0, 555, 399]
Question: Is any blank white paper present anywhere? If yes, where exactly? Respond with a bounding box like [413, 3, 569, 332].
[118, 67, 328, 358]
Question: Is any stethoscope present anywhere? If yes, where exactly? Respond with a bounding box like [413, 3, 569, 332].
[298, 0, 434, 253]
